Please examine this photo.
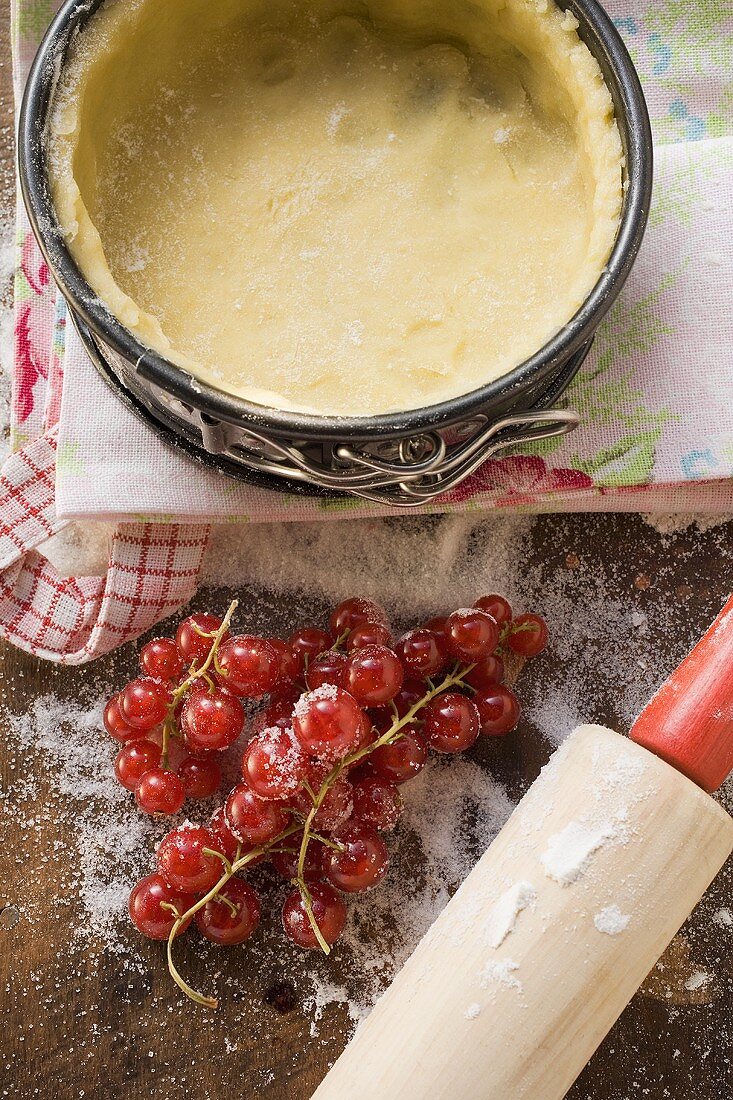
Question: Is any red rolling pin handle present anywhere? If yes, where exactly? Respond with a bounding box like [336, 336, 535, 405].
[631, 595, 733, 793]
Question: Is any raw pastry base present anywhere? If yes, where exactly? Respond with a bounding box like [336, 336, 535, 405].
[49, 0, 623, 416]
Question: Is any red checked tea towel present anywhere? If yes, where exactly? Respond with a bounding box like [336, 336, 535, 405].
[0, 429, 210, 662]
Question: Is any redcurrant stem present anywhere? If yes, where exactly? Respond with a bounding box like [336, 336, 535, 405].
[202, 848, 232, 875]
[159, 600, 239, 769]
[294, 662, 476, 948]
[299, 880, 331, 955]
[166, 820, 301, 1008]
[170, 601, 239, 709]
[497, 620, 532, 652]
[310, 831, 346, 852]
[166, 656, 480, 1000]
[216, 893, 239, 918]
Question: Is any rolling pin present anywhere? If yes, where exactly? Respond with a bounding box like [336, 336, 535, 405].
[312, 596, 733, 1100]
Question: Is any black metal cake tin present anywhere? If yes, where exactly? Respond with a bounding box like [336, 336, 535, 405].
[18, 0, 653, 506]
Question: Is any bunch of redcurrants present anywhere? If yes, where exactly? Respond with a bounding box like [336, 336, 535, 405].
[105, 595, 548, 998]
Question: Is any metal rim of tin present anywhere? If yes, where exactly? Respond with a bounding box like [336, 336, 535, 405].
[18, 0, 653, 503]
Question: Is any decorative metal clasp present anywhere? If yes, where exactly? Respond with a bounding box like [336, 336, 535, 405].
[222, 409, 579, 506]
[335, 410, 580, 505]
[75, 315, 580, 507]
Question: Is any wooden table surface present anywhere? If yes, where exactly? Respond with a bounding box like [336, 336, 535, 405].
[1, 9, 731, 1100]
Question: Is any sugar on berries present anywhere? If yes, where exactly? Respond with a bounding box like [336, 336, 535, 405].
[110, 593, 548, 1006]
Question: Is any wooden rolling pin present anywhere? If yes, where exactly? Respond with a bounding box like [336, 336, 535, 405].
[313, 597, 733, 1100]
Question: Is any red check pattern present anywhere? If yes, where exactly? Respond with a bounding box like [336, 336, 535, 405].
[0, 428, 211, 664]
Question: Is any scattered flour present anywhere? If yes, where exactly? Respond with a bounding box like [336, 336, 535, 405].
[642, 513, 732, 536]
[484, 881, 537, 949]
[540, 820, 615, 885]
[464, 1002, 482, 1019]
[712, 908, 732, 928]
[594, 905, 631, 936]
[684, 970, 712, 993]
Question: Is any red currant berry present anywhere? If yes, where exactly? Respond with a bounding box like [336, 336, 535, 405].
[346, 622, 393, 652]
[474, 594, 513, 629]
[175, 613, 226, 665]
[323, 825, 388, 893]
[119, 678, 170, 731]
[353, 712, 377, 753]
[289, 772, 354, 833]
[251, 689, 299, 736]
[156, 825, 223, 893]
[508, 614, 549, 657]
[225, 782, 289, 845]
[392, 679, 426, 718]
[217, 635, 280, 697]
[345, 645, 404, 707]
[369, 727, 428, 784]
[282, 881, 347, 950]
[177, 755, 222, 799]
[180, 687, 244, 752]
[114, 739, 162, 791]
[267, 639, 303, 683]
[463, 653, 505, 691]
[272, 838, 325, 881]
[398, 629, 446, 679]
[288, 626, 333, 665]
[315, 776, 354, 832]
[329, 598, 388, 638]
[352, 777, 403, 832]
[423, 692, 480, 753]
[146, 727, 188, 771]
[424, 616, 450, 650]
[306, 650, 348, 691]
[195, 878, 261, 946]
[292, 686, 364, 761]
[445, 609, 500, 663]
[474, 684, 521, 735]
[128, 873, 195, 940]
[208, 807, 240, 862]
[139, 638, 185, 683]
[135, 768, 186, 814]
[103, 695, 141, 743]
[242, 726, 310, 800]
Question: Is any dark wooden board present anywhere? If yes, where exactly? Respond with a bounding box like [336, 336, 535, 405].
[0, 9, 731, 1099]
[2, 513, 732, 1100]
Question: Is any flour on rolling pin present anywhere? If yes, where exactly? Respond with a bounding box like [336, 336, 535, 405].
[484, 881, 537, 948]
[594, 905, 631, 935]
[480, 958, 523, 993]
[444, 726, 656, 957]
[540, 820, 618, 885]
[312, 723, 733, 1100]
